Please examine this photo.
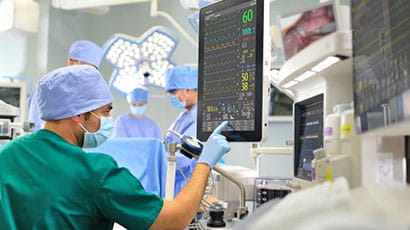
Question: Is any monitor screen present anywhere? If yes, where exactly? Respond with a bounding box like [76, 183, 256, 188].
[0, 87, 21, 107]
[279, 4, 336, 60]
[0, 82, 28, 121]
[197, 0, 266, 141]
[352, 0, 410, 133]
[269, 84, 293, 116]
[294, 94, 323, 181]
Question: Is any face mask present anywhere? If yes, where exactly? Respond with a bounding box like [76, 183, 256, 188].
[169, 94, 186, 109]
[130, 105, 146, 116]
[79, 112, 114, 148]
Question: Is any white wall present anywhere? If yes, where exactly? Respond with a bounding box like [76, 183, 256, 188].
[0, 34, 27, 77]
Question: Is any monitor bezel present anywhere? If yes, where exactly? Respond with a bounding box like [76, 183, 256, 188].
[197, 0, 265, 142]
[293, 94, 324, 181]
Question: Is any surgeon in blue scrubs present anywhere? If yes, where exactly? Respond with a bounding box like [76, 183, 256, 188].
[0, 65, 231, 230]
[113, 87, 161, 138]
[164, 66, 199, 196]
[28, 40, 103, 131]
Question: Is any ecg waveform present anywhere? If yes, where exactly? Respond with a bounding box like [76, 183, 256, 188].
[204, 40, 237, 53]
[204, 49, 237, 60]
[204, 59, 236, 69]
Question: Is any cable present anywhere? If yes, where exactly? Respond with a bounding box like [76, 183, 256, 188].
[176, 161, 189, 182]
[163, 129, 183, 144]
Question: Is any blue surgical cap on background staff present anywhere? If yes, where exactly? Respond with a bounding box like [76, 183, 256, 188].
[37, 65, 113, 120]
[127, 87, 149, 103]
[68, 40, 103, 68]
[165, 66, 198, 91]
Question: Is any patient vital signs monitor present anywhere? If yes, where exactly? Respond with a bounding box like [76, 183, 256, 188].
[197, 0, 269, 141]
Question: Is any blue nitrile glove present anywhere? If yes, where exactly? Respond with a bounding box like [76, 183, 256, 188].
[198, 121, 231, 168]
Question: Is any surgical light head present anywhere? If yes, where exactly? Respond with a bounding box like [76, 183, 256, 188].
[127, 87, 149, 103]
[37, 65, 113, 121]
[103, 27, 178, 96]
[68, 40, 103, 68]
[165, 65, 198, 92]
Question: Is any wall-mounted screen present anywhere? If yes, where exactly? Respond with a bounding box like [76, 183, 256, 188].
[197, 0, 267, 141]
[352, 0, 410, 133]
[279, 4, 336, 60]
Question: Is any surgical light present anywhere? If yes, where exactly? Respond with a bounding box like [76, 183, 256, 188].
[295, 71, 316, 82]
[103, 27, 178, 96]
[281, 56, 343, 89]
[282, 80, 298, 89]
[311, 56, 341, 72]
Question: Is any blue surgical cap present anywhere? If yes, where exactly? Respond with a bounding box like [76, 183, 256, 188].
[68, 40, 103, 68]
[165, 66, 198, 91]
[127, 87, 149, 103]
[37, 65, 113, 120]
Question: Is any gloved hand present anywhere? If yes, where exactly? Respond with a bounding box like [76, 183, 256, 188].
[198, 121, 231, 169]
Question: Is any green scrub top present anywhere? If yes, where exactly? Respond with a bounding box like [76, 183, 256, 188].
[0, 129, 164, 230]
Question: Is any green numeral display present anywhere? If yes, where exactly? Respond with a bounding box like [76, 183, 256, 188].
[242, 9, 253, 24]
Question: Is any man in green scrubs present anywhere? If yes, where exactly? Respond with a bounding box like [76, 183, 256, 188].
[0, 65, 231, 230]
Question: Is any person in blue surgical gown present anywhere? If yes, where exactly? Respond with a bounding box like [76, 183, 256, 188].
[113, 87, 161, 138]
[28, 40, 103, 131]
[164, 66, 199, 196]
